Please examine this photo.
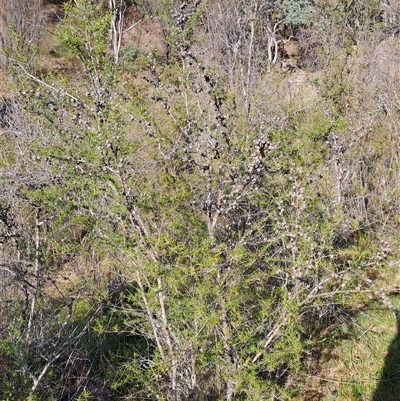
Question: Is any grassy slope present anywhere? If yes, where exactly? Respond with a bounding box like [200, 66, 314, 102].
[318, 309, 399, 400]
[297, 259, 400, 401]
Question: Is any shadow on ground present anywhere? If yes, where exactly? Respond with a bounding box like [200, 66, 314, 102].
[372, 309, 400, 401]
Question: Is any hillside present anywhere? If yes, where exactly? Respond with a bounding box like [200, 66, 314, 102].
[1, 1, 400, 400]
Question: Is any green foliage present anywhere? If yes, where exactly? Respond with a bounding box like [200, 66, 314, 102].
[76, 389, 93, 401]
[120, 45, 139, 62]
[57, 0, 113, 72]
[279, 0, 313, 26]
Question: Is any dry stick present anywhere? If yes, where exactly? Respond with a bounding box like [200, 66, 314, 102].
[243, 4, 257, 114]
[126, 195, 178, 398]
[0, 264, 16, 276]
[357, 324, 374, 340]
[27, 304, 102, 394]
[109, 0, 142, 65]
[251, 314, 289, 364]
[135, 273, 166, 361]
[109, 0, 124, 65]
[123, 19, 142, 35]
[112, 164, 169, 367]
[158, 276, 178, 400]
[26, 209, 42, 344]
[136, 270, 178, 399]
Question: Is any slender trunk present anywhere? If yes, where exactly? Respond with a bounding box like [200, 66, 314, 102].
[26, 209, 41, 342]
[158, 276, 178, 400]
[109, 0, 125, 65]
[244, 17, 255, 113]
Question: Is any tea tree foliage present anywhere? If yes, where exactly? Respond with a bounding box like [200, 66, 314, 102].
[0, 0, 398, 400]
